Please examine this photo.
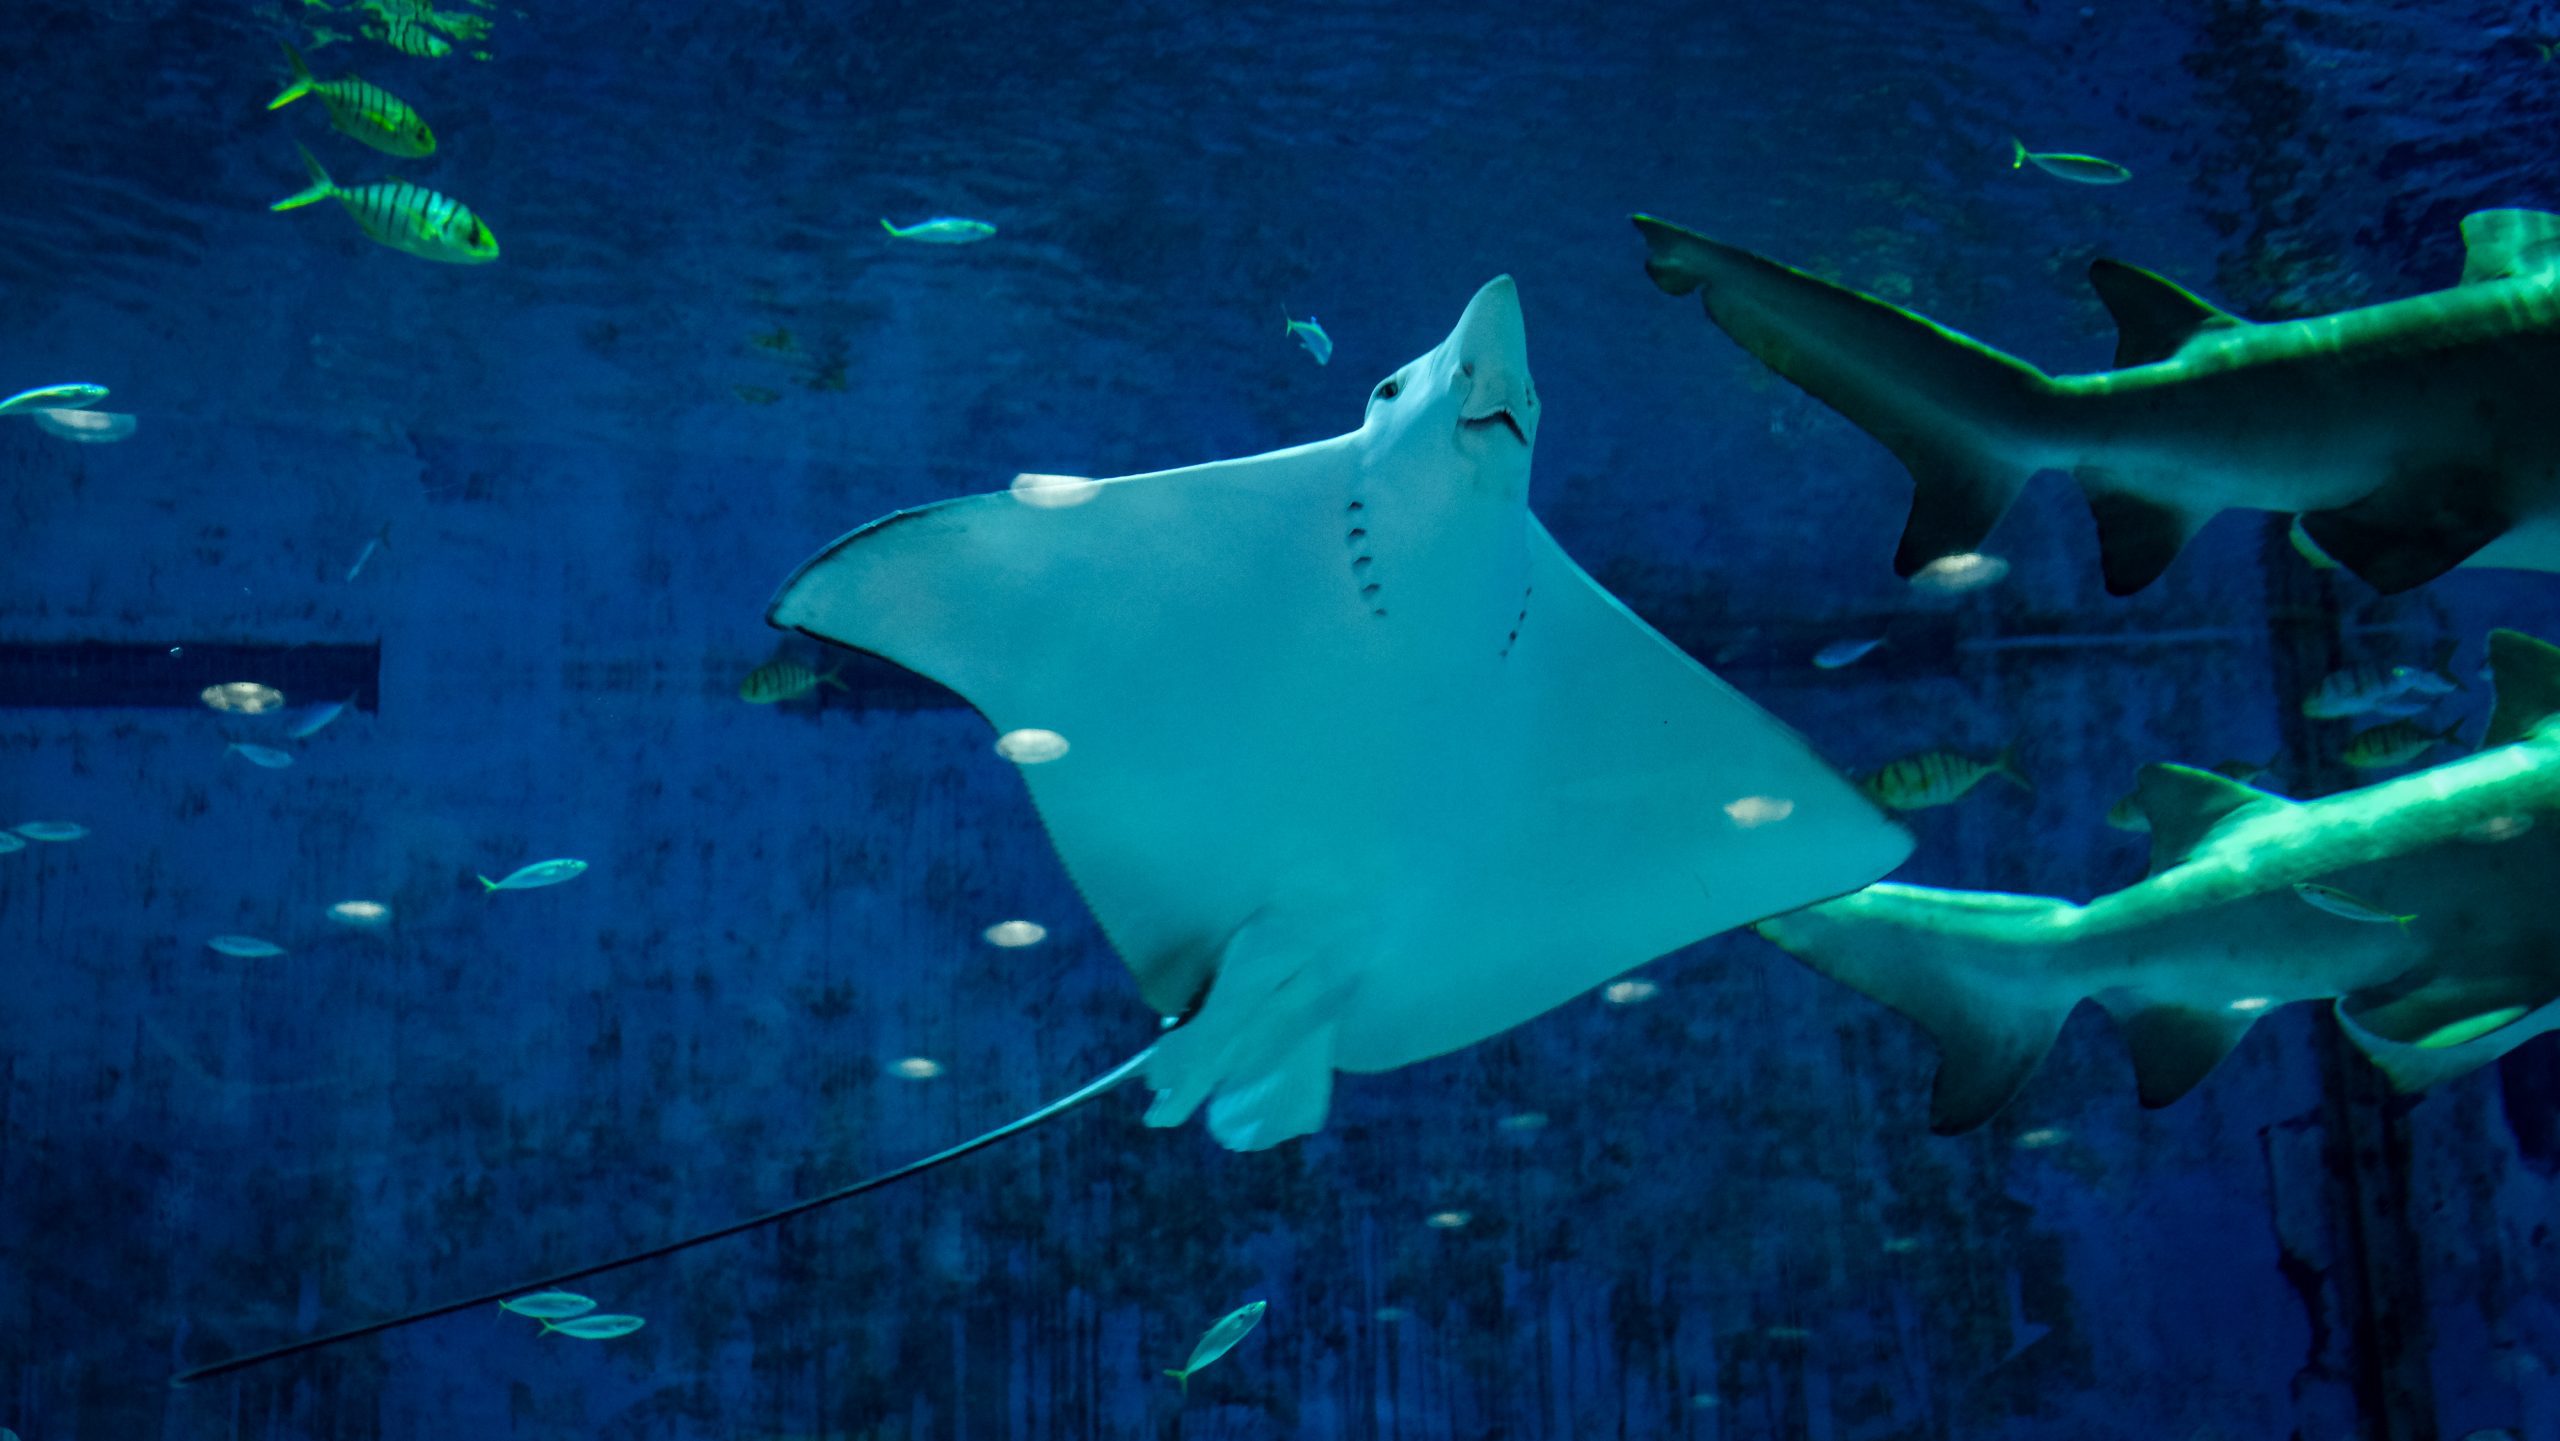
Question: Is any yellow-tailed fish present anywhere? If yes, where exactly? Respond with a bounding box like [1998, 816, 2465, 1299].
[2009, 137, 2131, 185]
[271, 144, 497, 264]
[2291, 881, 2414, 932]
[366, 11, 453, 56]
[0, 383, 108, 417]
[881, 216, 996, 244]
[269, 43, 434, 158]
[739, 657, 846, 704]
[1858, 744, 2029, 812]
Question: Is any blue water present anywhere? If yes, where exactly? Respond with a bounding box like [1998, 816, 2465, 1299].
[7, 0, 2560, 1437]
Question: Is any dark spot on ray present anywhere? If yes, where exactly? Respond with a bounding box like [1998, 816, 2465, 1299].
[1361, 583, 1381, 597]
[1353, 557, 1372, 573]
[1346, 500, 1364, 512]
[1346, 528, 1367, 545]
[1372, 608, 1388, 618]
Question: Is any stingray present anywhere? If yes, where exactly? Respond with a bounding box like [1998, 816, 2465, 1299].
[174, 276, 1907, 1384]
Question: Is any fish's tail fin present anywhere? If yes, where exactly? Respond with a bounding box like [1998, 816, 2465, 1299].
[1991, 742, 2031, 793]
[878, 217, 898, 234]
[476, 874, 500, 893]
[1165, 1369, 1190, 1395]
[819, 664, 849, 691]
[2010, 136, 2029, 169]
[1630, 215, 2063, 578]
[268, 42, 316, 110]
[271, 143, 336, 212]
[1759, 885, 2095, 1131]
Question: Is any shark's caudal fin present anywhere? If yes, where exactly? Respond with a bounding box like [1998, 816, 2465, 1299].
[1757, 886, 2087, 1133]
[1632, 215, 2062, 577]
[170, 1045, 1161, 1386]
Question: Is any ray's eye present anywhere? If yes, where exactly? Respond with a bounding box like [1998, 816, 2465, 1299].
[1374, 377, 1401, 401]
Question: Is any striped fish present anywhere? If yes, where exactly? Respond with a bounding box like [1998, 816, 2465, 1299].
[268, 43, 434, 158]
[270, 144, 497, 264]
[367, 13, 454, 57]
[2342, 719, 2462, 770]
[740, 657, 847, 704]
[1858, 744, 2029, 812]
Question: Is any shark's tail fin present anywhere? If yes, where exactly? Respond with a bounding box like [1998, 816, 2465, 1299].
[1758, 885, 2085, 1133]
[1759, 882, 2254, 1130]
[1631, 215, 2063, 578]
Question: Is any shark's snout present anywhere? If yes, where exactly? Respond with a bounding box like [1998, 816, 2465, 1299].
[1452, 275, 1538, 447]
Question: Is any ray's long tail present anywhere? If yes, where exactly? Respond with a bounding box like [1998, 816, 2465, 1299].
[172, 1043, 1163, 1386]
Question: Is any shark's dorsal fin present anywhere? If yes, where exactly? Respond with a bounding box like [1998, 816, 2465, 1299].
[2459, 210, 2560, 284]
[2137, 763, 2287, 875]
[2484, 629, 2560, 747]
[2086, 260, 2244, 367]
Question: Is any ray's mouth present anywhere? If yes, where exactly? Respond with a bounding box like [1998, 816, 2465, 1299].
[1462, 408, 1529, 446]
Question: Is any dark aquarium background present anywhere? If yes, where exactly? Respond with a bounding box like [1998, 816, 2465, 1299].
[6, 0, 2560, 1438]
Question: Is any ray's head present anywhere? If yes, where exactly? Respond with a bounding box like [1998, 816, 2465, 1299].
[1361, 275, 1540, 496]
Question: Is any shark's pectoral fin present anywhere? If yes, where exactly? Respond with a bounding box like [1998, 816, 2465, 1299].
[2483, 629, 2560, 746]
[2136, 763, 2289, 876]
[2078, 478, 2211, 595]
[1898, 453, 2018, 576]
[2458, 208, 2560, 284]
[2297, 465, 2511, 595]
[2086, 260, 2245, 367]
[2100, 999, 2254, 1107]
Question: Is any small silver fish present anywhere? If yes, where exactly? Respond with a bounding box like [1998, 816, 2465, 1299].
[499, 1291, 598, 1320]
[228, 742, 296, 769]
[289, 696, 356, 739]
[478, 858, 588, 892]
[207, 935, 288, 958]
[1812, 637, 1884, 670]
[0, 383, 108, 417]
[2010, 137, 2131, 184]
[2292, 882, 2414, 932]
[1284, 314, 1333, 365]
[541, 1314, 645, 1339]
[14, 821, 89, 841]
[1165, 1300, 1266, 1396]
[880, 216, 995, 244]
[346, 523, 390, 581]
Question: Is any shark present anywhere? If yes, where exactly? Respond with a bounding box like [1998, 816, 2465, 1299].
[176, 276, 1909, 1384]
[1631, 210, 2560, 596]
[1756, 630, 2560, 1134]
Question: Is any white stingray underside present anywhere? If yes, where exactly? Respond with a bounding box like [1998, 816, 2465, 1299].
[769, 435, 1909, 1086]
